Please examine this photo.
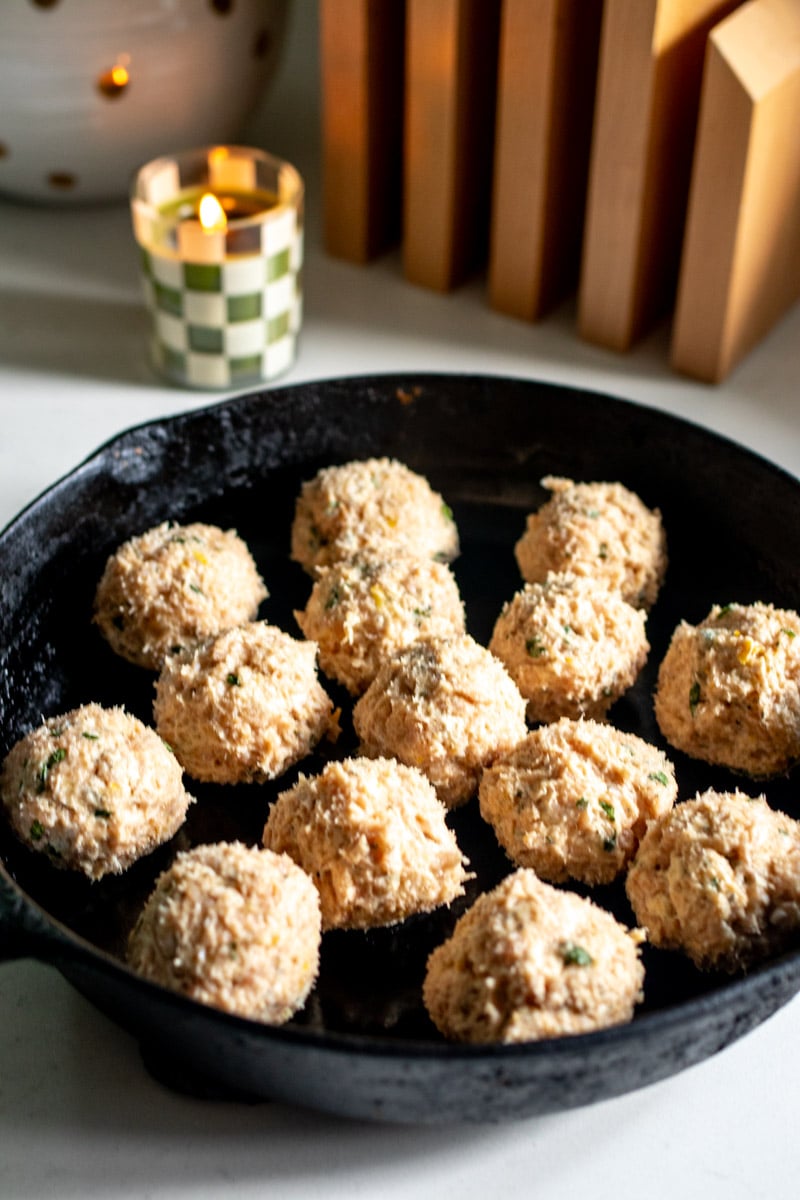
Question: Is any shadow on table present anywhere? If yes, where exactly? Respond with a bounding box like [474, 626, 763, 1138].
[0, 288, 156, 387]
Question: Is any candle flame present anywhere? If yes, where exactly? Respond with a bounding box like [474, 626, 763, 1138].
[198, 192, 227, 233]
[110, 64, 129, 87]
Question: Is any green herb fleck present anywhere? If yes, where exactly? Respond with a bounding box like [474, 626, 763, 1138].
[598, 542, 609, 559]
[413, 605, 432, 622]
[525, 637, 547, 658]
[575, 797, 589, 810]
[30, 820, 45, 842]
[45, 843, 62, 860]
[586, 508, 601, 519]
[716, 604, 733, 618]
[37, 748, 66, 792]
[188, 583, 203, 594]
[709, 876, 721, 891]
[648, 771, 669, 787]
[441, 502, 454, 522]
[227, 673, 242, 687]
[94, 808, 112, 819]
[325, 586, 340, 610]
[162, 740, 174, 754]
[603, 832, 618, 852]
[599, 799, 616, 823]
[559, 941, 593, 967]
[83, 732, 100, 741]
[49, 726, 65, 738]
[689, 681, 701, 714]
[781, 628, 797, 639]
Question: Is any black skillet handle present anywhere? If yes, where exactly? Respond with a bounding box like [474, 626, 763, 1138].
[0, 874, 53, 962]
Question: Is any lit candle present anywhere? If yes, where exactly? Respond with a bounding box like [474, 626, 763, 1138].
[130, 145, 303, 389]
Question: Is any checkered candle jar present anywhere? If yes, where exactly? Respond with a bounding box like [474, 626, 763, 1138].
[130, 146, 303, 389]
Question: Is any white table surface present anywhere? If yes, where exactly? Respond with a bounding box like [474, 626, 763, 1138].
[2, 8, 799, 1198]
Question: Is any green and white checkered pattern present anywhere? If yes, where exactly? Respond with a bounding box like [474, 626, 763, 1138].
[141, 208, 302, 389]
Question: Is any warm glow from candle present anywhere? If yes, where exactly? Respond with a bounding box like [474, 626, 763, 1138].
[198, 192, 227, 232]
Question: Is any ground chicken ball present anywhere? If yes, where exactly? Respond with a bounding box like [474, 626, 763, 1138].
[479, 718, 677, 885]
[654, 602, 800, 777]
[262, 756, 470, 930]
[0, 703, 193, 879]
[489, 573, 649, 724]
[290, 457, 459, 575]
[353, 634, 528, 808]
[94, 521, 267, 670]
[514, 476, 667, 610]
[127, 842, 321, 1023]
[423, 869, 644, 1043]
[626, 790, 800, 972]
[153, 622, 334, 784]
[294, 554, 466, 695]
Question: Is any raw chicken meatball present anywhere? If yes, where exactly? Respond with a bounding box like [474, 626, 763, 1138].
[127, 842, 321, 1023]
[353, 634, 527, 808]
[514, 476, 667, 610]
[294, 554, 466, 695]
[290, 457, 459, 575]
[489, 573, 649, 724]
[626, 790, 800, 972]
[153, 622, 334, 784]
[262, 756, 470, 930]
[94, 521, 267, 670]
[423, 869, 644, 1043]
[654, 601, 800, 777]
[479, 718, 677, 885]
[0, 703, 193, 879]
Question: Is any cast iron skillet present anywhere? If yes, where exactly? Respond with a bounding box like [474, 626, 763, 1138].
[1, 373, 799, 1124]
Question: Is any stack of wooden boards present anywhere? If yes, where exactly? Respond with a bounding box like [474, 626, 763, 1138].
[320, 0, 800, 383]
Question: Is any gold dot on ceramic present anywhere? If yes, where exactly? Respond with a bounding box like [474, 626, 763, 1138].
[210, 0, 234, 15]
[48, 171, 77, 190]
[253, 27, 273, 58]
[97, 63, 131, 99]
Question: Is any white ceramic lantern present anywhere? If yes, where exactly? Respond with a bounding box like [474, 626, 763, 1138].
[0, 0, 290, 204]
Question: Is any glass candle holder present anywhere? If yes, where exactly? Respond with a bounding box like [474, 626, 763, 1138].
[130, 145, 303, 389]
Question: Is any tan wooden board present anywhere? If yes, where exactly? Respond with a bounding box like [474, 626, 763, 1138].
[488, 0, 603, 321]
[671, 0, 800, 381]
[577, 0, 742, 351]
[320, 0, 406, 263]
[402, 0, 502, 291]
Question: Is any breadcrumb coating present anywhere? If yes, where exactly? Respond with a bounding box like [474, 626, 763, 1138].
[514, 477, 667, 610]
[654, 602, 800, 777]
[479, 718, 676, 884]
[290, 457, 459, 575]
[94, 521, 267, 670]
[489, 573, 649, 724]
[353, 634, 528, 808]
[423, 869, 644, 1043]
[0, 703, 193, 879]
[295, 554, 465, 695]
[127, 842, 321, 1023]
[626, 790, 800, 972]
[153, 622, 334, 784]
[263, 757, 470, 930]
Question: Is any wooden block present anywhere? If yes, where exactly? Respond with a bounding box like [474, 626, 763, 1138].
[402, 0, 502, 291]
[488, 0, 603, 321]
[671, 0, 800, 382]
[578, 0, 742, 351]
[320, 0, 406, 263]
